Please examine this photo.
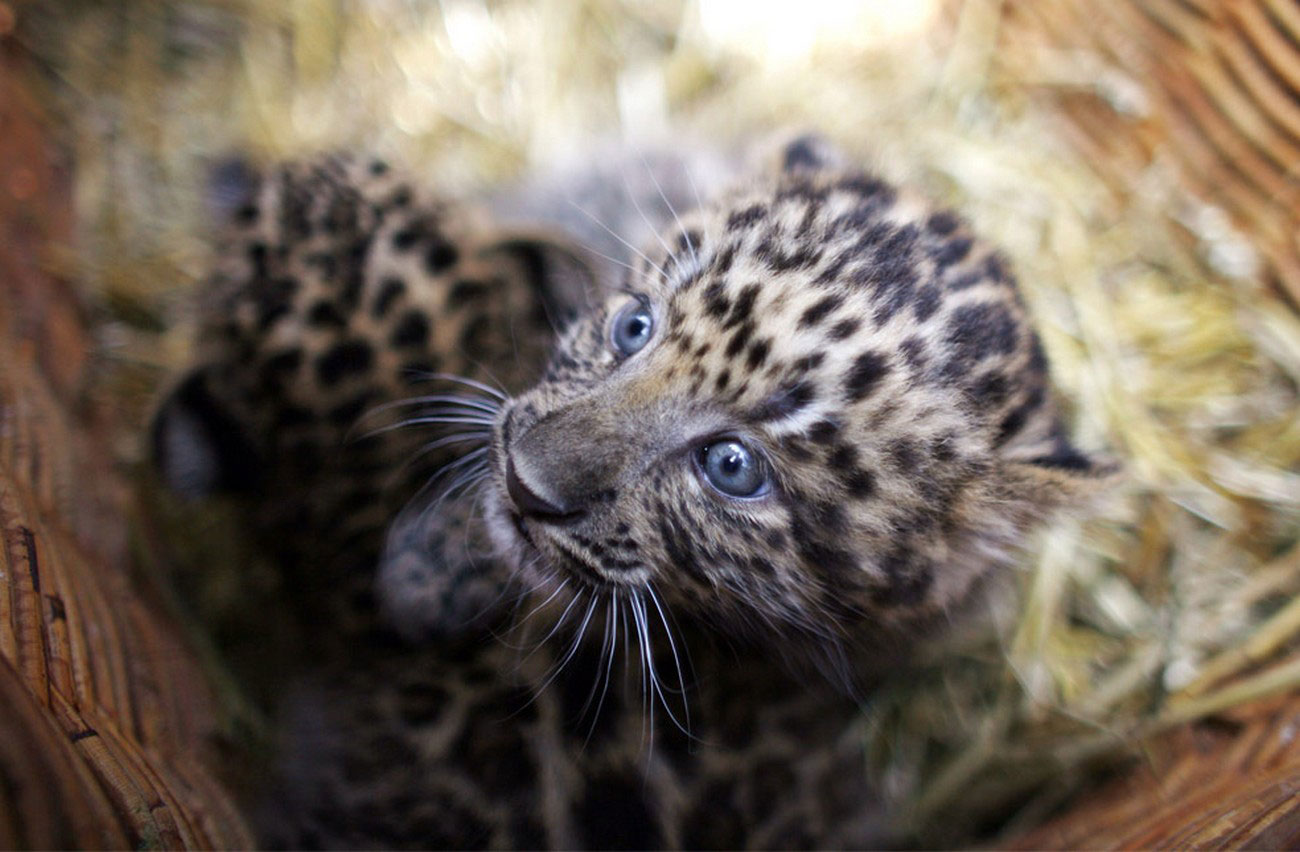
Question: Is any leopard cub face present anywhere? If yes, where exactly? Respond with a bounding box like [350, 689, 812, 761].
[485, 153, 1110, 653]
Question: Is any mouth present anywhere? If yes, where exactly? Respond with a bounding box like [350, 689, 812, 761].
[493, 404, 614, 590]
[507, 508, 608, 587]
[547, 536, 607, 586]
[510, 510, 537, 549]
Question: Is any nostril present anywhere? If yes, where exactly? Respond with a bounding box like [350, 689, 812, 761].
[505, 456, 583, 524]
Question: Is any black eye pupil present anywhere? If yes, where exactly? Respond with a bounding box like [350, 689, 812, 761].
[699, 440, 766, 498]
[611, 300, 655, 355]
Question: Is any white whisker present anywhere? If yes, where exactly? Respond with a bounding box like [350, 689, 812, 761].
[581, 592, 619, 742]
[647, 585, 691, 701]
[533, 595, 600, 697]
[681, 159, 708, 228]
[620, 169, 676, 278]
[389, 431, 491, 486]
[515, 577, 571, 633]
[408, 430, 492, 457]
[512, 586, 585, 662]
[361, 392, 502, 419]
[359, 415, 496, 440]
[640, 153, 699, 270]
[567, 199, 668, 281]
[419, 372, 509, 401]
[634, 592, 693, 741]
[572, 238, 644, 278]
[405, 448, 490, 522]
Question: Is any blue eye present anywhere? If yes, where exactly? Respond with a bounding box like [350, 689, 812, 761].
[697, 439, 768, 498]
[611, 299, 655, 356]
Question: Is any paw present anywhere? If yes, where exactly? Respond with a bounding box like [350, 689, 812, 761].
[377, 502, 513, 642]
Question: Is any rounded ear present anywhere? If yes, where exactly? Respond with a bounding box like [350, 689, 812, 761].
[150, 369, 264, 499]
[476, 229, 605, 332]
[1002, 440, 1121, 511]
[749, 130, 849, 177]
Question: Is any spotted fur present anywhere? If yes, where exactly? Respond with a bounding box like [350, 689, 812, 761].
[154, 155, 573, 636]
[154, 138, 1111, 847]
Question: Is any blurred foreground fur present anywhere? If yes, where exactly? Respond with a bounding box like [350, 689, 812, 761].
[14, 0, 1300, 844]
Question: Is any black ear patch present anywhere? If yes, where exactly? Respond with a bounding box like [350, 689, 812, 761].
[1027, 423, 1119, 477]
[205, 155, 262, 225]
[780, 133, 841, 174]
[1028, 441, 1098, 473]
[151, 370, 264, 499]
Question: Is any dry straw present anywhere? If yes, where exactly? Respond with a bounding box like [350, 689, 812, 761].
[18, 0, 1300, 843]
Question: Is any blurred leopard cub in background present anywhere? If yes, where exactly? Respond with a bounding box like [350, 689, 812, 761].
[153, 134, 1112, 847]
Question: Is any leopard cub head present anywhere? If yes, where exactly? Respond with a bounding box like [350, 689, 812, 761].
[485, 141, 1114, 656]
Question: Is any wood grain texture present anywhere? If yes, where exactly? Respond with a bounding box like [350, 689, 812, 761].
[0, 38, 253, 850]
[1007, 695, 1300, 849]
[1000, 0, 1300, 309]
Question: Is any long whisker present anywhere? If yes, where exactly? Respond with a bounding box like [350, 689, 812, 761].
[581, 592, 619, 739]
[422, 473, 488, 529]
[385, 428, 491, 493]
[436, 456, 491, 502]
[412, 371, 509, 402]
[567, 199, 668, 281]
[491, 567, 564, 652]
[634, 592, 694, 741]
[393, 464, 489, 573]
[405, 448, 489, 516]
[512, 577, 571, 636]
[491, 571, 552, 646]
[640, 153, 699, 270]
[451, 358, 513, 411]
[630, 592, 655, 746]
[429, 445, 490, 479]
[406, 430, 492, 458]
[511, 585, 585, 662]
[681, 159, 709, 227]
[620, 169, 676, 277]
[573, 238, 645, 278]
[399, 410, 499, 425]
[505, 590, 594, 720]
[361, 415, 497, 440]
[633, 592, 650, 747]
[647, 585, 691, 700]
[361, 416, 496, 442]
[366, 394, 503, 417]
[348, 398, 496, 443]
[532, 595, 600, 697]
[390, 434, 491, 486]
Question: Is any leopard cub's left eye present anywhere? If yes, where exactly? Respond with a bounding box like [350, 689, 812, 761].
[696, 439, 769, 499]
[610, 298, 655, 356]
